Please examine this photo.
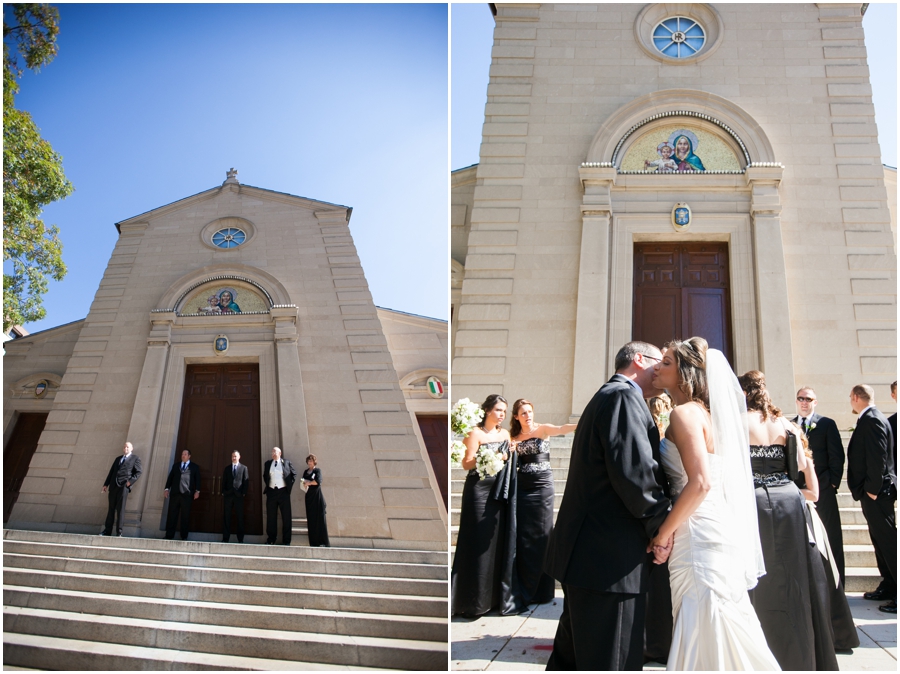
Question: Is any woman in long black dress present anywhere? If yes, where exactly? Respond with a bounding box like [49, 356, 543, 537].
[451, 394, 517, 617]
[739, 371, 837, 670]
[509, 399, 575, 607]
[302, 454, 330, 547]
[793, 423, 860, 652]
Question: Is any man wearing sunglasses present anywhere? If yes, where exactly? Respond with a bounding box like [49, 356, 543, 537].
[793, 387, 846, 584]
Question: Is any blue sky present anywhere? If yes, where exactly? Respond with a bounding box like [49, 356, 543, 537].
[451, 3, 898, 170]
[9, 3, 449, 333]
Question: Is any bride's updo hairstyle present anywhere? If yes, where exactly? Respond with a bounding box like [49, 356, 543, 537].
[664, 336, 710, 410]
[737, 370, 782, 420]
[509, 398, 533, 438]
[478, 394, 508, 430]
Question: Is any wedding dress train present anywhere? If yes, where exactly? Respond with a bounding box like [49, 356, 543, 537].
[660, 438, 781, 671]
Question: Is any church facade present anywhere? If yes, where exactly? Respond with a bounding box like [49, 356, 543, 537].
[452, 3, 896, 427]
[4, 171, 448, 550]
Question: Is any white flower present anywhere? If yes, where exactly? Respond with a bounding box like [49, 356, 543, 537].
[809, 422, 817, 430]
[452, 398, 484, 436]
[475, 444, 505, 480]
[450, 441, 465, 467]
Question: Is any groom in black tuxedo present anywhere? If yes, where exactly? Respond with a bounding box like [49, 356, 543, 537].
[545, 341, 672, 671]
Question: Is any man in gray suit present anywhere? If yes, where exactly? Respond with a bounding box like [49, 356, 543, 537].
[222, 450, 250, 543]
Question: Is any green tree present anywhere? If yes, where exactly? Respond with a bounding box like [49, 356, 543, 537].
[3, 4, 73, 331]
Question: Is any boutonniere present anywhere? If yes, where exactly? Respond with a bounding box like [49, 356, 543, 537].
[808, 422, 816, 431]
[846, 425, 855, 432]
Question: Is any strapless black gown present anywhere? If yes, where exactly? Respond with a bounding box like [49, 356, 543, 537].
[748, 444, 837, 671]
[303, 467, 329, 547]
[451, 441, 520, 616]
[514, 437, 555, 606]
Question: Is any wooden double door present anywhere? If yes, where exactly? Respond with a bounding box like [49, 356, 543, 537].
[633, 242, 734, 363]
[4, 413, 48, 522]
[174, 364, 263, 535]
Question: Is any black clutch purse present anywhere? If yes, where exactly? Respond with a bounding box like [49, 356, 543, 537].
[784, 429, 800, 481]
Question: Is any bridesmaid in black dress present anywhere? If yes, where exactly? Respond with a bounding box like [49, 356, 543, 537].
[739, 371, 838, 671]
[302, 454, 330, 547]
[451, 394, 517, 617]
[509, 399, 575, 607]
[793, 424, 860, 652]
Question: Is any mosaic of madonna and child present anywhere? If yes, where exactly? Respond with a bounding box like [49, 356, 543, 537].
[180, 286, 269, 315]
[619, 126, 742, 173]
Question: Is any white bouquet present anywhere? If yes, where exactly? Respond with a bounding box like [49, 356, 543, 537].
[450, 440, 465, 467]
[475, 444, 505, 480]
[452, 398, 484, 436]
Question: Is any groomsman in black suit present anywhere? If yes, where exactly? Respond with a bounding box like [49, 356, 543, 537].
[222, 450, 249, 543]
[263, 447, 297, 545]
[793, 386, 846, 583]
[544, 341, 672, 671]
[847, 384, 897, 614]
[101, 441, 142, 536]
[164, 449, 201, 540]
[889, 381, 897, 475]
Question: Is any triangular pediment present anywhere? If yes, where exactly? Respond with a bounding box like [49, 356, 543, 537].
[114, 182, 351, 232]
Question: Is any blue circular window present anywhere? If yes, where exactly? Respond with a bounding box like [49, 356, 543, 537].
[653, 17, 706, 59]
[212, 227, 246, 249]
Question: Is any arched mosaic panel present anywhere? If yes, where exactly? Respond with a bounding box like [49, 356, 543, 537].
[619, 124, 741, 173]
[180, 284, 269, 316]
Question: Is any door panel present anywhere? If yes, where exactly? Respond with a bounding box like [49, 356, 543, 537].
[4, 413, 48, 522]
[416, 415, 448, 507]
[634, 243, 733, 363]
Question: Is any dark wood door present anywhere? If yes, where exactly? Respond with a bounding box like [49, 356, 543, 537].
[4, 413, 48, 522]
[416, 414, 448, 507]
[174, 364, 262, 534]
[633, 243, 733, 363]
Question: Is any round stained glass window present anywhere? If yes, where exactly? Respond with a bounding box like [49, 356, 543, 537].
[211, 227, 246, 249]
[653, 17, 706, 59]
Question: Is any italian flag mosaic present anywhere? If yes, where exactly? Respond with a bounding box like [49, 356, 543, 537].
[427, 378, 443, 396]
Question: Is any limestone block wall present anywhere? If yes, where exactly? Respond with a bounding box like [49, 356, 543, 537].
[452, 3, 896, 429]
[5, 180, 446, 550]
[377, 307, 449, 523]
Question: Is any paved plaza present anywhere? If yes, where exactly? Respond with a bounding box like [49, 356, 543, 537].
[452, 590, 897, 671]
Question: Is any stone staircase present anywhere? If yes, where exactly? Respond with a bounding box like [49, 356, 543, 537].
[3, 529, 448, 670]
[451, 434, 892, 593]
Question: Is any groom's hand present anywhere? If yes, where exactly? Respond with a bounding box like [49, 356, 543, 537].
[647, 533, 674, 564]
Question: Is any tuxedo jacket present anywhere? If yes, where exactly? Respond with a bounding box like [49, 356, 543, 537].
[792, 413, 844, 488]
[164, 461, 201, 495]
[847, 407, 896, 501]
[544, 374, 671, 594]
[222, 463, 250, 496]
[104, 453, 143, 491]
[263, 458, 297, 494]
[890, 412, 898, 470]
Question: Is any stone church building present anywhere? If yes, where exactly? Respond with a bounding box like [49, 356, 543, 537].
[4, 170, 448, 550]
[452, 3, 896, 427]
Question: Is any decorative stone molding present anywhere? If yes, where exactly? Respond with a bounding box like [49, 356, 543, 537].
[634, 4, 725, 65]
[9, 372, 63, 398]
[586, 90, 777, 167]
[155, 263, 293, 312]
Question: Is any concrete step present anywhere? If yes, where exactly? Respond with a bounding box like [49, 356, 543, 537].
[2, 528, 447, 670]
[840, 524, 872, 545]
[844, 544, 879, 568]
[2, 529, 446, 566]
[2, 631, 380, 671]
[3, 566, 444, 618]
[3, 585, 446, 643]
[844, 566, 883, 593]
[3, 606, 446, 671]
[2, 539, 445, 580]
[3, 552, 445, 598]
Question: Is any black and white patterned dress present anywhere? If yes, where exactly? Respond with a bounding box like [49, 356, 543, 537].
[513, 436, 556, 605]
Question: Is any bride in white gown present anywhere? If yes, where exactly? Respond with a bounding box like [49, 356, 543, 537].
[648, 338, 780, 671]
